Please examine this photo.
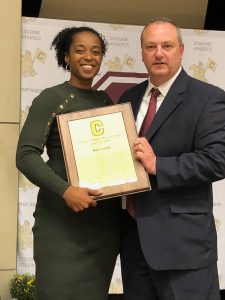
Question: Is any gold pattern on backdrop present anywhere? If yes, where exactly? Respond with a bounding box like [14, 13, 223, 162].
[22, 17, 36, 24]
[193, 29, 209, 36]
[215, 218, 221, 232]
[109, 278, 123, 293]
[189, 58, 217, 82]
[21, 48, 47, 77]
[109, 24, 127, 30]
[105, 54, 135, 71]
[18, 220, 33, 249]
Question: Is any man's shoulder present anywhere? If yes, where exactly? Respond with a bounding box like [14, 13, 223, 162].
[128, 79, 148, 92]
[188, 74, 225, 95]
[178, 70, 225, 96]
[119, 79, 148, 99]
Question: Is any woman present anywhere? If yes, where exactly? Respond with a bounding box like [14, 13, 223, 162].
[16, 26, 121, 300]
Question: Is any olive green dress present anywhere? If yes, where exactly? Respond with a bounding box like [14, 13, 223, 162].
[16, 82, 121, 300]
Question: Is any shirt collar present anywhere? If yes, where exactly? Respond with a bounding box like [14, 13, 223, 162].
[145, 66, 182, 97]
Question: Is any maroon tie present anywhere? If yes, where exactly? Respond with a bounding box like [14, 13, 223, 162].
[126, 88, 160, 218]
[139, 88, 160, 136]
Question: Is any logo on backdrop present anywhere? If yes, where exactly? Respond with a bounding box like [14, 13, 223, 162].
[105, 54, 135, 71]
[21, 48, 47, 77]
[109, 24, 127, 30]
[93, 71, 148, 103]
[18, 220, 33, 249]
[215, 218, 221, 232]
[193, 29, 209, 36]
[189, 57, 217, 82]
[109, 277, 123, 293]
[22, 17, 36, 24]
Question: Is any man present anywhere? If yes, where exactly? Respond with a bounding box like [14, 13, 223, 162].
[119, 17, 225, 300]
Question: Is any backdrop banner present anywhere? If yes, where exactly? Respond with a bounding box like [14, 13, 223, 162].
[19, 17, 225, 292]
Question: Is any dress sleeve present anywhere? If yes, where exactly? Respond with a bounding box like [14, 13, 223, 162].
[16, 89, 70, 197]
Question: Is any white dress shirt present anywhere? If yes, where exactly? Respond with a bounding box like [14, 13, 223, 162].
[136, 67, 182, 133]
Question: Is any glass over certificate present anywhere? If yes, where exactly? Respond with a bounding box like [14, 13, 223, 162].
[57, 103, 150, 200]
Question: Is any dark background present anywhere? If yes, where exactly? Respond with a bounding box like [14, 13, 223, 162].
[21, 0, 225, 299]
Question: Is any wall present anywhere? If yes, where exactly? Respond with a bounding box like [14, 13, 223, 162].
[0, 0, 21, 299]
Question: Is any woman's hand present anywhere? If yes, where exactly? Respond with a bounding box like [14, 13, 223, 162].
[63, 186, 102, 212]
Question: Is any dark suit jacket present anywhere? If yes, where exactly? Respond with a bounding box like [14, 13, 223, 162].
[119, 69, 225, 270]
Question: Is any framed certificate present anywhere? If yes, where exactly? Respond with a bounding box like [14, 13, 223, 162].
[57, 103, 150, 200]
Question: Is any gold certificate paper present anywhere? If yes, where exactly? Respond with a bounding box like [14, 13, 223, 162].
[69, 111, 136, 188]
[57, 103, 150, 200]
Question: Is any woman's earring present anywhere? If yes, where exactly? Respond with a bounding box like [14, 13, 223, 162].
[66, 64, 70, 71]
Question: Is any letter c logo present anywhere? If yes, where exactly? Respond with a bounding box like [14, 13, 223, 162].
[90, 120, 104, 136]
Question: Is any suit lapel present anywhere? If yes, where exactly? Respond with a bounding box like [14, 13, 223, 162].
[145, 69, 189, 140]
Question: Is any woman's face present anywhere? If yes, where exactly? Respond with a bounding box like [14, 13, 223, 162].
[65, 31, 103, 89]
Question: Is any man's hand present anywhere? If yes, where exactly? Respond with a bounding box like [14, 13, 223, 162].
[63, 186, 102, 212]
[134, 137, 156, 175]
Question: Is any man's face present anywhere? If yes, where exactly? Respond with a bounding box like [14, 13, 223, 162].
[141, 22, 184, 86]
